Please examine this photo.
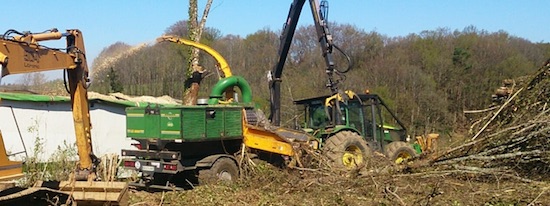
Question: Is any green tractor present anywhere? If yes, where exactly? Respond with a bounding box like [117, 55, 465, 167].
[294, 91, 419, 168]
[268, 0, 424, 168]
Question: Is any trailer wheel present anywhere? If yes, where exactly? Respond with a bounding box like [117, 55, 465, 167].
[323, 131, 371, 169]
[385, 141, 417, 164]
[198, 157, 239, 185]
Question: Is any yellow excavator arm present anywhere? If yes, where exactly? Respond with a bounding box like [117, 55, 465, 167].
[1, 30, 84, 76]
[0, 29, 94, 177]
[0, 29, 127, 204]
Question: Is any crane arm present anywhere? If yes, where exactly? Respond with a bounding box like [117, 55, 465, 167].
[269, 0, 307, 126]
[269, 0, 350, 126]
[157, 35, 232, 78]
[0, 29, 95, 178]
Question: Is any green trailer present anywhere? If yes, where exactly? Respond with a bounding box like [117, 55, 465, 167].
[125, 104, 243, 141]
[121, 104, 249, 189]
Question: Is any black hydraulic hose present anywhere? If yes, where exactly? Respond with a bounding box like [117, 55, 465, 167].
[333, 44, 352, 74]
[2, 29, 24, 38]
[63, 69, 70, 94]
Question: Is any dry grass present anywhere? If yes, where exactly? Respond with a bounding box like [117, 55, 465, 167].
[128, 147, 550, 205]
[128, 158, 550, 206]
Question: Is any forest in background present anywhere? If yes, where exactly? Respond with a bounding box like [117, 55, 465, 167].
[49, 20, 550, 136]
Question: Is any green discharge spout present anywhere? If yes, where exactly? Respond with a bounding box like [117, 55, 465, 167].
[208, 76, 252, 104]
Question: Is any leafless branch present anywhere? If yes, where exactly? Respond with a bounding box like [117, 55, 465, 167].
[472, 87, 523, 140]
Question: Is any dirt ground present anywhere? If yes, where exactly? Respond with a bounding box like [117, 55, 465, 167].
[127, 153, 550, 206]
[127, 171, 550, 205]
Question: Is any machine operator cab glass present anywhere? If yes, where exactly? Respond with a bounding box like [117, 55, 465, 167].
[297, 95, 369, 131]
[294, 97, 331, 130]
[308, 102, 330, 129]
[298, 96, 363, 131]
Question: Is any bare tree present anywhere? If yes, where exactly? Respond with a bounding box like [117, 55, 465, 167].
[19, 72, 47, 91]
[184, 0, 214, 105]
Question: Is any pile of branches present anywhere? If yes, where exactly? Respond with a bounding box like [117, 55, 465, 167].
[430, 59, 550, 181]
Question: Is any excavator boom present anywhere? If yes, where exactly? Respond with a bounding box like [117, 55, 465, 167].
[0, 39, 74, 75]
[0, 28, 126, 205]
[0, 29, 94, 174]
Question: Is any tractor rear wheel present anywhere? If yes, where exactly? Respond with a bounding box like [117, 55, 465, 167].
[384, 141, 417, 164]
[323, 131, 371, 169]
[198, 157, 239, 185]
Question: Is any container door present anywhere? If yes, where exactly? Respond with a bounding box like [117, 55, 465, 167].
[181, 108, 206, 141]
[160, 109, 182, 139]
[126, 107, 160, 138]
[205, 108, 224, 139]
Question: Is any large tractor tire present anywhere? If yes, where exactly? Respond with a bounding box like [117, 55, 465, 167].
[198, 157, 239, 185]
[323, 131, 372, 169]
[384, 141, 417, 164]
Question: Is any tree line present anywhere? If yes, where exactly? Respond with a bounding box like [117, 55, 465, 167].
[90, 20, 550, 135]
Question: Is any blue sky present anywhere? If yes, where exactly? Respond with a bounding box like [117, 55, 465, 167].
[1, 0, 548, 83]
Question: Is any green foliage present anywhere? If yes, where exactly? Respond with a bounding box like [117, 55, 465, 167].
[108, 67, 124, 92]
[452, 47, 472, 70]
[19, 120, 77, 187]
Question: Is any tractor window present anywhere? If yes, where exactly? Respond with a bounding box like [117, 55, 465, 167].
[376, 103, 404, 131]
[347, 102, 364, 135]
[362, 99, 384, 141]
[361, 97, 406, 142]
[308, 104, 329, 129]
[379, 104, 406, 142]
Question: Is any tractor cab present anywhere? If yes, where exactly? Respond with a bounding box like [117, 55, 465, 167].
[295, 93, 409, 151]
